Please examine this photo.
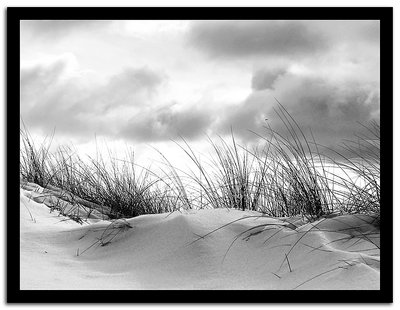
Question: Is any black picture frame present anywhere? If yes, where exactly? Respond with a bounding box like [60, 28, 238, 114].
[7, 6, 393, 304]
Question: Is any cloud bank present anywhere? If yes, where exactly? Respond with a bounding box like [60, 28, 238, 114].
[187, 20, 380, 148]
[217, 71, 379, 149]
[20, 20, 380, 152]
[21, 20, 112, 41]
[188, 21, 328, 59]
[20, 56, 215, 143]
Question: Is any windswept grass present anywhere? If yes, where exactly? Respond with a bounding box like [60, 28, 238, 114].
[20, 104, 380, 221]
[324, 121, 380, 215]
[172, 133, 271, 212]
[20, 121, 54, 188]
[253, 103, 345, 218]
[170, 102, 376, 219]
[20, 129, 185, 220]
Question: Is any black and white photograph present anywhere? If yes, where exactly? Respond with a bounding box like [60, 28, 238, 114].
[7, 5, 393, 303]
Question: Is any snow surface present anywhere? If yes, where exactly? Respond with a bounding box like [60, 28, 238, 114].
[20, 183, 380, 290]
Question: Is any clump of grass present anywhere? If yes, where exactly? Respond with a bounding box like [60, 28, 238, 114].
[20, 102, 379, 221]
[20, 126, 185, 220]
[46, 145, 90, 201]
[172, 132, 271, 212]
[252, 102, 341, 219]
[173, 102, 342, 219]
[325, 121, 380, 215]
[83, 150, 153, 217]
[20, 121, 54, 188]
[83, 151, 192, 217]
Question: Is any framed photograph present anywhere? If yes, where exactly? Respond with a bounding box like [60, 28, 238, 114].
[8, 6, 393, 303]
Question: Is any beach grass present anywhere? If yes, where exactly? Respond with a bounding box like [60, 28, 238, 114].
[20, 106, 380, 221]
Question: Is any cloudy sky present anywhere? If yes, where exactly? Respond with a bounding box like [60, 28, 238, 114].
[20, 20, 380, 166]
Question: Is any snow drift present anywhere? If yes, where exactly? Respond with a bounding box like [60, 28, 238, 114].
[20, 183, 380, 290]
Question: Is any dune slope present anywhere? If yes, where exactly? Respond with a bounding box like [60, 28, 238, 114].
[19, 183, 380, 290]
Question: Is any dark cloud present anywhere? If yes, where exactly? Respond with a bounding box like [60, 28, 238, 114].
[21, 59, 166, 141]
[217, 73, 380, 150]
[358, 21, 380, 43]
[21, 20, 111, 40]
[21, 59, 68, 108]
[187, 21, 328, 59]
[216, 91, 271, 141]
[119, 103, 215, 142]
[83, 67, 165, 112]
[20, 20, 380, 151]
[251, 67, 286, 90]
[322, 20, 380, 45]
[20, 58, 212, 143]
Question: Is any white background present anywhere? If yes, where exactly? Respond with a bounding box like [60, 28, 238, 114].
[0, 0, 398, 309]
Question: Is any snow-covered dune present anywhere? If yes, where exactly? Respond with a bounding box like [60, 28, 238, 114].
[20, 184, 380, 290]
